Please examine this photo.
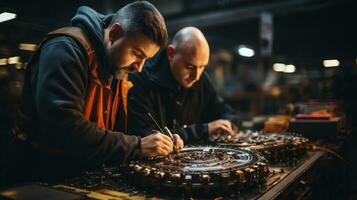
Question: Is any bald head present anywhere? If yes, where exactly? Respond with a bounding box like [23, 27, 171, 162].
[167, 27, 210, 88]
[171, 26, 210, 54]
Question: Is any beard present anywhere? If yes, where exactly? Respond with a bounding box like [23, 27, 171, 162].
[112, 65, 137, 80]
[114, 69, 128, 80]
[182, 78, 196, 88]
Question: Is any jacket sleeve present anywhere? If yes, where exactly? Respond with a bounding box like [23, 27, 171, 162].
[176, 73, 235, 144]
[126, 77, 209, 144]
[33, 37, 139, 166]
[175, 124, 209, 145]
[127, 74, 157, 137]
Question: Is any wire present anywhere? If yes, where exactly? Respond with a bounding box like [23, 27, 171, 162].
[311, 144, 350, 166]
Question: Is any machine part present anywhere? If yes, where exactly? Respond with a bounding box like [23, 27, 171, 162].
[125, 146, 269, 194]
[211, 131, 309, 164]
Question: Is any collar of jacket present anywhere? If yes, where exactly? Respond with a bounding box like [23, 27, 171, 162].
[74, 23, 111, 85]
[71, 6, 113, 85]
[147, 49, 199, 93]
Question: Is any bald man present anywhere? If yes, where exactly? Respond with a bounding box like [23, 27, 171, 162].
[126, 27, 235, 144]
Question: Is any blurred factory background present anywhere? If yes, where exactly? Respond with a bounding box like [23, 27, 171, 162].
[1, 0, 356, 116]
[1, 0, 356, 198]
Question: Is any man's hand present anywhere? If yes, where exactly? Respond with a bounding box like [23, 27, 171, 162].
[208, 119, 234, 137]
[140, 131, 174, 157]
[173, 134, 184, 150]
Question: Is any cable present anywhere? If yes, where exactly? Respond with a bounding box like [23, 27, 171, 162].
[311, 144, 350, 166]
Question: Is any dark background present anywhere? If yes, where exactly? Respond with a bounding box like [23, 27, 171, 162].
[1, 0, 356, 198]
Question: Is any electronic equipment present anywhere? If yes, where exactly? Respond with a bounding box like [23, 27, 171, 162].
[211, 131, 309, 165]
[125, 146, 269, 195]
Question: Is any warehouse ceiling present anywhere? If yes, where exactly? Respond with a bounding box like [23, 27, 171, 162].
[0, 0, 355, 66]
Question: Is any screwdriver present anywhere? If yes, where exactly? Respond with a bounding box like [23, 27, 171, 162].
[147, 113, 175, 143]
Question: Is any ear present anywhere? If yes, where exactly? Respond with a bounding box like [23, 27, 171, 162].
[167, 44, 175, 60]
[109, 23, 123, 43]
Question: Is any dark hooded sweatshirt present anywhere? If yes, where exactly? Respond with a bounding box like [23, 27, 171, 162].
[127, 49, 235, 144]
[3, 6, 139, 183]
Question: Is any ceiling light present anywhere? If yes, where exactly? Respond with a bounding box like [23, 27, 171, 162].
[284, 64, 295, 73]
[0, 58, 7, 65]
[323, 59, 340, 68]
[237, 46, 255, 57]
[0, 12, 16, 23]
[19, 43, 37, 51]
[273, 63, 285, 72]
[8, 56, 20, 64]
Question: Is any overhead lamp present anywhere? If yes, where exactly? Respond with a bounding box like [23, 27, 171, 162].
[0, 12, 16, 23]
[0, 58, 7, 65]
[8, 56, 20, 64]
[19, 43, 37, 51]
[272, 63, 285, 72]
[284, 64, 295, 73]
[237, 46, 255, 57]
[323, 59, 340, 68]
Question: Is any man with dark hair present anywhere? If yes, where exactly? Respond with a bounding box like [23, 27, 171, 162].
[127, 27, 235, 144]
[1, 1, 183, 184]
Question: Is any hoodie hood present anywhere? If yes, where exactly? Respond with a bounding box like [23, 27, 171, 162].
[71, 6, 113, 84]
[145, 49, 180, 92]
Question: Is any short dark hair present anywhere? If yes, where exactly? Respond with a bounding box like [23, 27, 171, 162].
[111, 1, 168, 47]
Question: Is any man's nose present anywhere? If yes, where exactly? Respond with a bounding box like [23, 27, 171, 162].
[134, 59, 145, 72]
[191, 69, 200, 81]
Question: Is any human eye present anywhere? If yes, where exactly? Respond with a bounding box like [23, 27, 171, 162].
[185, 65, 194, 69]
[133, 49, 143, 58]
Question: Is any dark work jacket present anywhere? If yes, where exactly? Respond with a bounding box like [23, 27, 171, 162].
[127, 49, 235, 144]
[5, 6, 138, 183]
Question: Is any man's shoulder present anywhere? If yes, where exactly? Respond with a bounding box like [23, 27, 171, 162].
[31, 35, 89, 74]
[39, 35, 88, 59]
[37, 35, 88, 63]
[128, 71, 151, 88]
[42, 35, 81, 49]
[192, 71, 218, 93]
[195, 72, 212, 87]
